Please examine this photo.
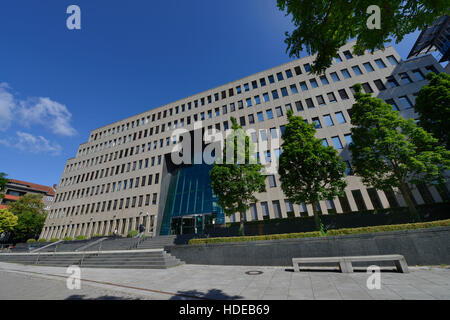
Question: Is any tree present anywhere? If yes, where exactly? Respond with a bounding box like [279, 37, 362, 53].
[414, 72, 450, 149]
[0, 172, 8, 199]
[276, 1, 448, 74]
[209, 117, 266, 235]
[278, 110, 347, 234]
[9, 194, 47, 243]
[349, 84, 450, 222]
[0, 208, 18, 234]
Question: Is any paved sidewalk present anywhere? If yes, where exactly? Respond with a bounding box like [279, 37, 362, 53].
[0, 262, 449, 300]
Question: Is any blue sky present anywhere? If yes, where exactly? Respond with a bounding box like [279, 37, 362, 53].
[0, 0, 427, 186]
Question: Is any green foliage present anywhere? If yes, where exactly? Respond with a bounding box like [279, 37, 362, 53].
[278, 110, 347, 232]
[50, 238, 59, 242]
[92, 234, 103, 237]
[9, 194, 47, 243]
[276, 1, 447, 74]
[38, 238, 47, 243]
[75, 235, 87, 240]
[0, 172, 8, 199]
[414, 72, 450, 149]
[209, 117, 266, 235]
[0, 208, 18, 233]
[26, 238, 36, 243]
[63, 236, 73, 241]
[127, 230, 138, 238]
[349, 84, 450, 221]
[189, 219, 450, 245]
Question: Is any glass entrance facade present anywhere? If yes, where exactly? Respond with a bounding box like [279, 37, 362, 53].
[159, 163, 224, 235]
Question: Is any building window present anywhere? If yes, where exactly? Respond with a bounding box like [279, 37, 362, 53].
[334, 54, 343, 63]
[267, 175, 277, 188]
[320, 75, 329, 85]
[352, 65, 363, 76]
[367, 188, 383, 209]
[275, 72, 283, 81]
[412, 69, 425, 81]
[275, 106, 283, 118]
[385, 99, 399, 111]
[268, 75, 275, 83]
[387, 55, 398, 66]
[398, 72, 412, 84]
[316, 95, 326, 106]
[294, 66, 302, 75]
[374, 79, 386, 91]
[272, 90, 279, 100]
[352, 190, 367, 211]
[261, 201, 270, 219]
[257, 112, 264, 122]
[266, 109, 274, 120]
[286, 69, 293, 78]
[341, 69, 351, 79]
[322, 138, 329, 147]
[299, 81, 308, 91]
[323, 114, 334, 127]
[332, 136, 343, 149]
[362, 82, 373, 93]
[272, 200, 282, 218]
[310, 78, 318, 88]
[304, 63, 311, 73]
[363, 62, 374, 72]
[327, 92, 337, 103]
[398, 96, 413, 109]
[306, 98, 315, 109]
[343, 50, 353, 59]
[288, 84, 297, 95]
[263, 92, 270, 102]
[330, 72, 340, 82]
[295, 101, 304, 111]
[344, 134, 353, 145]
[260, 78, 266, 86]
[312, 117, 322, 129]
[281, 87, 289, 97]
[375, 58, 387, 69]
[338, 89, 349, 100]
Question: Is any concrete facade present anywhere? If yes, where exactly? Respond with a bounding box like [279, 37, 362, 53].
[41, 42, 447, 240]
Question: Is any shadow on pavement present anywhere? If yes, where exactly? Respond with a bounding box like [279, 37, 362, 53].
[170, 288, 242, 300]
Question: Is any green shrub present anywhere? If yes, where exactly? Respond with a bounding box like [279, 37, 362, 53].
[127, 230, 138, 238]
[50, 238, 60, 242]
[93, 234, 103, 237]
[189, 219, 450, 245]
[26, 239, 36, 243]
[38, 238, 47, 243]
[75, 235, 87, 240]
[63, 236, 73, 241]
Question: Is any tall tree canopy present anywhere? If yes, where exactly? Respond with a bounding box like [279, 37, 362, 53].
[414, 72, 450, 149]
[349, 84, 450, 222]
[209, 117, 266, 235]
[0, 172, 8, 199]
[0, 208, 18, 235]
[278, 110, 347, 234]
[277, 0, 448, 74]
[9, 194, 47, 243]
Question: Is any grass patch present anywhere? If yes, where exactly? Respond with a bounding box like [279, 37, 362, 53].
[189, 219, 450, 245]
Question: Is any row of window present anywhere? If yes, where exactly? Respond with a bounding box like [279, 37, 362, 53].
[50, 192, 158, 219]
[56, 173, 160, 205]
[44, 215, 155, 239]
[60, 154, 162, 191]
[84, 50, 399, 151]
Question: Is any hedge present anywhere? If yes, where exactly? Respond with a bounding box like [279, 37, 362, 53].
[189, 219, 450, 245]
[26, 239, 36, 243]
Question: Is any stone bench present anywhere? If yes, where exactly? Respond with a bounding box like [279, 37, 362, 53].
[292, 254, 409, 273]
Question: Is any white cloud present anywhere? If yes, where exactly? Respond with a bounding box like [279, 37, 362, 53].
[15, 131, 62, 156]
[19, 97, 77, 136]
[0, 83, 77, 136]
[0, 83, 15, 131]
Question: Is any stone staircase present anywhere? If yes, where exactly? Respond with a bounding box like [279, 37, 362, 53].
[0, 249, 184, 269]
[136, 235, 178, 249]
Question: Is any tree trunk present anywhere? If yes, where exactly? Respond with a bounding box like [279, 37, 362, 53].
[239, 212, 245, 236]
[312, 202, 325, 236]
[398, 182, 421, 222]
